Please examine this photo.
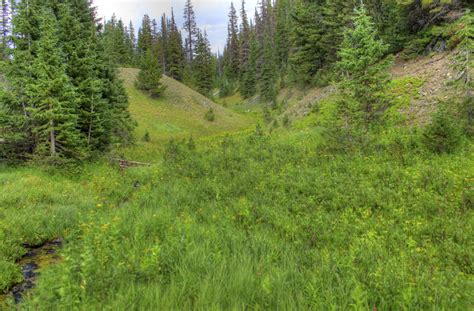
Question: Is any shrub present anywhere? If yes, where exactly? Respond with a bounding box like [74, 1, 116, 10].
[204, 108, 215, 122]
[142, 131, 151, 142]
[423, 106, 462, 154]
[282, 114, 290, 128]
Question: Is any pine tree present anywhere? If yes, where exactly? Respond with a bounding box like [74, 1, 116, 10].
[124, 21, 136, 66]
[336, 4, 393, 129]
[59, 0, 127, 151]
[260, 32, 277, 102]
[136, 50, 166, 98]
[289, 1, 326, 85]
[225, 2, 240, 80]
[167, 9, 185, 81]
[137, 14, 153, 60]
[183, 0, 197, 63]
[274, 0, 290, 72]
[27, 8, 83, 159]
[0, 0, 10, 59]
[321, 0, 357, 65]
[3, 0, 43, 155]
[240, 31, 257, 99]
[2, 0, 134, 160]
[159, 14, 168, 73]
[102, 15, 130, 65]
[239, 0, 251, 82]
[193, 30, 214, 96]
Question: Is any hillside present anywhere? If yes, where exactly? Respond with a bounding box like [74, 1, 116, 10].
[277, 51, 462, 126]
[118, 68, 255, 161]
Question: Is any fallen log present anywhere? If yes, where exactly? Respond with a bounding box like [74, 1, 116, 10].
[111, 158, 152, 169]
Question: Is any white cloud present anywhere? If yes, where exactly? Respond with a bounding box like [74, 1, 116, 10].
[93, 0, 259, 53]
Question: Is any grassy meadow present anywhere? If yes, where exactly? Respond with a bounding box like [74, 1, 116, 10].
[0, 71, 473, 310]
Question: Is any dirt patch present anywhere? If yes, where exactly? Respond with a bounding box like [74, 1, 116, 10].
[392, 52, 459, 125]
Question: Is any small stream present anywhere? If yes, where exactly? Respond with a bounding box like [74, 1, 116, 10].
[1, 239, 62, 305]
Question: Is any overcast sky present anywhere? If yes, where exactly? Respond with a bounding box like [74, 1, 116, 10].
[93, 0, 259, 53]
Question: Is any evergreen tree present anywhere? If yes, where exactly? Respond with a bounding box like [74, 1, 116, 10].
[336, 4, 393, 129]
[239, 0, 251, 82]
[240, 31, 257, 99]
[167, 9, 185, 81]
[260, 32, 277, 102]
[3, 0, 134, 160]
[289, 1, 326, 85]
[225, 2, 240, 80]
[136, 50, 166, 98]
[183, 0, 197, 62]
[0, 0, 10, 59]
[192, 30, 214, 96]
[321, 0, 357, 65]
[159, 14, 168, 73]
[125, 21, 136, 66]
[137, 14, 153, 60]
[275, 0, 290, 72]
[423, 105, 462, 154]
[3, 0, 43, 156]
[60, 0, 132, 151]
[102, 15, 129, 65]
[27, 8, 83, 159]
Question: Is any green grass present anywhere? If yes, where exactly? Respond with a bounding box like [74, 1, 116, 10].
[0, 70, 473, 309]
[118, 69, 254, 161]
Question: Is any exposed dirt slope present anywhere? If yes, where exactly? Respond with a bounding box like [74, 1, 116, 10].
[280, 51, 462, 125]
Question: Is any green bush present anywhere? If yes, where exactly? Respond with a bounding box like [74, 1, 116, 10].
[423, 106, 463, 154]
[204, 108, 215, 122]
[142, 131, 151, 142]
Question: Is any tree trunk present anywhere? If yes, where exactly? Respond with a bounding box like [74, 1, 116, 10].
[50, 119, 56, 157]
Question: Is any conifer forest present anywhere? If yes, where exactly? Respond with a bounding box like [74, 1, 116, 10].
[0, 0, 473, 309]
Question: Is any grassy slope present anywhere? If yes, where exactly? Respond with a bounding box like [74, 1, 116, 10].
[119, 68, 255, 161]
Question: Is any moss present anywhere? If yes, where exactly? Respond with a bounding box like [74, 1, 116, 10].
[385, 77, 426, 125]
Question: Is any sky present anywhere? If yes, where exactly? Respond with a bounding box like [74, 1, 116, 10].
[93, 0, 259, 53]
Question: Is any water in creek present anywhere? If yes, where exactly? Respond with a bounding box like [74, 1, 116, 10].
[0, 239, 62, 306]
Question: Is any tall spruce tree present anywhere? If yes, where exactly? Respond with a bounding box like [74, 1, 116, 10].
[124, 21, 136, 66]
[2, 0, 134, 160]
[225, 2, 240, 80]
[192, 30, 214, 97]
[240, 31, 257, 99]
[137, 14, 153, 61]
[336, 4, 393, 130]
[275, 0, 290, 72]
[289, 1, 326, 85]
[260, 32, 277, 102]
[60, 0, 132, 151]
[0, 0, 9, 59]
[27, 8, 83, 159]
[3, 0, 43, 157]
[239, 0, 251, 82]
[102, 15, 130, 65]
[167, 9, 185, 81]
[136, 50, 165, 98]
[183, 0, 197, 63]
[159, 14, 168, 73]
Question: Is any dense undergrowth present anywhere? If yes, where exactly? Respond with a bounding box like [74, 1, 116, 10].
[1, 126, 472, 309]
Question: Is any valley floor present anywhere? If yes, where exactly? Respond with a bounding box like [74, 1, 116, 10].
[0, 68, 472, 310]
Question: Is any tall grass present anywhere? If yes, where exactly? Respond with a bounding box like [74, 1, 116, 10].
[1, 129, 471, 309]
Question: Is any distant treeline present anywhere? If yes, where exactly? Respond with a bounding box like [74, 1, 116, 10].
[98, 0, 470, 101]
